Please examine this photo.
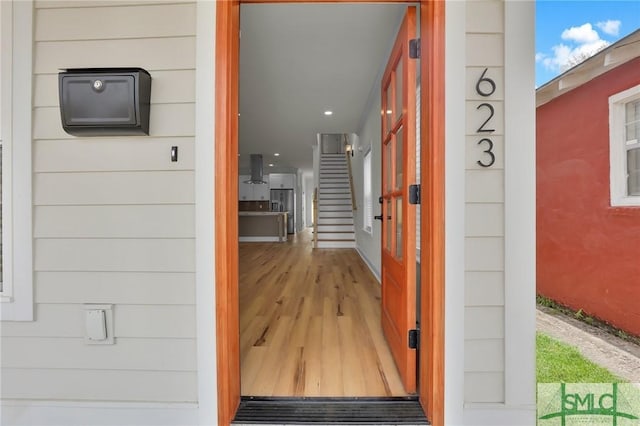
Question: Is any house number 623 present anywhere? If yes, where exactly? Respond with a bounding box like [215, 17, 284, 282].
[475, 68, 496, 168]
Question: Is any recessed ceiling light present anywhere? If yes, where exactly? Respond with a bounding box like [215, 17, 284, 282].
[274, 153, 280, 157]
[268, 163, 274, 167]
[324, 110, 333, 116]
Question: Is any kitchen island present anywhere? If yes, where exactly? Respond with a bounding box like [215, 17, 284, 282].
[238, 212, 287, 242]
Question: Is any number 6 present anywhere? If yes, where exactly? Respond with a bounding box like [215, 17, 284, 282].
[476, 68, 496, 97]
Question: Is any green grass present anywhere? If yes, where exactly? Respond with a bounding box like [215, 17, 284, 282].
[536, 333, 625, 383]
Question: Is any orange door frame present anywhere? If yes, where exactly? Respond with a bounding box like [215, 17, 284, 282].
[214, 1, 445, 425]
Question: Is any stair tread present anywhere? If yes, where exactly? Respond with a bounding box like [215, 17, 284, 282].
[317, 231, 355, 234]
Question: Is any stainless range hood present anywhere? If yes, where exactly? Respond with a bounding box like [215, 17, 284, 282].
[244, 154, 268, 184]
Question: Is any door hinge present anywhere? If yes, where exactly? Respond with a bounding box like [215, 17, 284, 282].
[409, 38, 420, 59]
[408, 329, 419, 349]
[409, 184, 420, 205]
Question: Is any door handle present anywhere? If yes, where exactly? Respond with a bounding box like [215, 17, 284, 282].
[374, 215, 383, 221]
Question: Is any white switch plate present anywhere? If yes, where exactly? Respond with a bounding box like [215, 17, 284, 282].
[83, 304, 114, 345]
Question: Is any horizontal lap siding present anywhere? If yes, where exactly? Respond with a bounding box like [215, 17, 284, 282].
[33, 272, 195, 304]
[1, 304, 196, 338]
[34, 172, 195, 205]
[34, 239, 195, 272]
[464, 0, 506, 404]
[34, 205, 195, 237]
[1, 369, 198, 402]
[0, 1, 198, 404]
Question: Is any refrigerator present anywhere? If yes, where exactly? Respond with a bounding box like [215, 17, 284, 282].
[270, 189, 295, 234]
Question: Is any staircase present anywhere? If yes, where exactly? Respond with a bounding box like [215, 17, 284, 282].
[315, 153, 356, 248]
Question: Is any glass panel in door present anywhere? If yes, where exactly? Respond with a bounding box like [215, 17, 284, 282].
[386, 198, 392, 251]
[395, 60, 403, 123]
[385, 83, 393, 134]
[395, 126, 403, 190]
[396, 197, 403, 259]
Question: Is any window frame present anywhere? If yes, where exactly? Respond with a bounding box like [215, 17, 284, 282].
[609, 84, 640, 207]
[1, 0, 34, 321]
[363, 147, 373, 233]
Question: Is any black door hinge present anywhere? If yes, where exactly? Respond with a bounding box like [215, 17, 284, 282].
[408, 329, 419, 349]
[409, 184, 420, 205]
[409, 39, 421, 59]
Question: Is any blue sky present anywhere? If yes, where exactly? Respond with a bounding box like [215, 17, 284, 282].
[536, 1, 640, 87]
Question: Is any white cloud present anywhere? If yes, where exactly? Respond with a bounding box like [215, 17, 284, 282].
[535, 52, 547, 62]
[536, 22, 614, 74]
[597, 20, 621, 36]
[561, 23, 600, 43]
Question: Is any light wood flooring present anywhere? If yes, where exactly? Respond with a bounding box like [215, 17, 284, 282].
[239, 229, 409, 397]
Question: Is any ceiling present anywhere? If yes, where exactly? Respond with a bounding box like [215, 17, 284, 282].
[239, 3, 407, 173]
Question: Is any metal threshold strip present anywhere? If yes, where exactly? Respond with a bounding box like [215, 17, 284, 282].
[232, 396, 429, 425]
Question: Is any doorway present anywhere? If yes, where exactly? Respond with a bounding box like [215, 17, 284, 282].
[214, 1, 445, 425]
[238, 2, 411, 399]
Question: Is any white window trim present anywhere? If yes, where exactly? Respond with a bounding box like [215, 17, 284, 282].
[609, 83, 640, 207]
[1, 0, 33, 321]
[362, 147, 373, 234]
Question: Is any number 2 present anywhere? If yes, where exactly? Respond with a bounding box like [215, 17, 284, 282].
[476, 103, 495, 133]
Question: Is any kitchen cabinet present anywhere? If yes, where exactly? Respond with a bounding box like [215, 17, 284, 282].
[269, 173, 295, 189]
[239, 175, 252, 201]
[239, 175, 270, 201]
[253, 182, 270, 200]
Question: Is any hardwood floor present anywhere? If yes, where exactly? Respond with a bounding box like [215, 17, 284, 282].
[239, 229, 409, 397]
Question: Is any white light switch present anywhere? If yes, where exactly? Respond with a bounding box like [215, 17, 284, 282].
[83, 304, 114, 345]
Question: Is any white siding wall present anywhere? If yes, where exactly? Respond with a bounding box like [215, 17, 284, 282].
[458, 2, 536, 423]
[1, 0, 198, 404]
[463, 0, 506, 404]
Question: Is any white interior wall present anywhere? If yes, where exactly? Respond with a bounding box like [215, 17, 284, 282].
[352, 103, 382, 279]
[303, 173, 314, 227]
[296, 169, 304, 232]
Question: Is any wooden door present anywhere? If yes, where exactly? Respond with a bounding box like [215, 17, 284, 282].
[380, 6, 417, 393]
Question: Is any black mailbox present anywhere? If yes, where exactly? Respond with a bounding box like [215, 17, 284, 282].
[59, 68, 151, 136]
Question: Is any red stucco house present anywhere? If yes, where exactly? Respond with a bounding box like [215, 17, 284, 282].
[537, 29, 640, 336]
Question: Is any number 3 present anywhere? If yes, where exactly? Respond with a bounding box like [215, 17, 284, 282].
[477, 138, 495, 168]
